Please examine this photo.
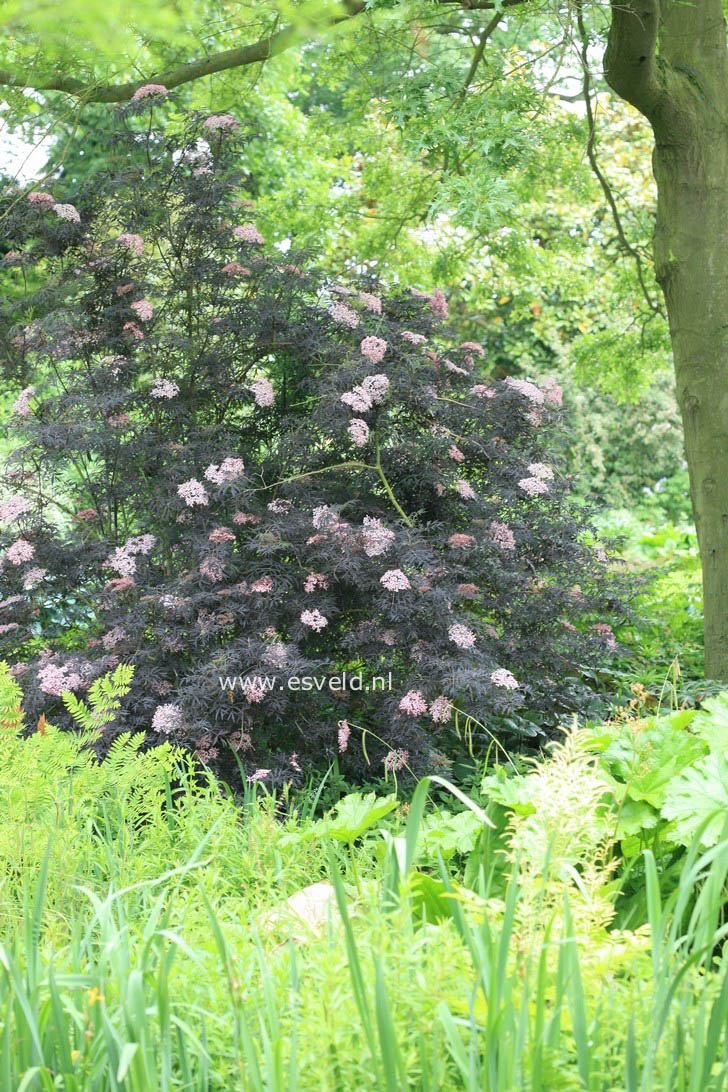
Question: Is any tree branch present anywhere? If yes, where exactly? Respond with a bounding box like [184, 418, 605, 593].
[603, 0, 663, 118]
[0, 2, 367, 102]
[457, 12, 503, 102]
[0, 0, 536, 103]
[577, 4, 665, 319]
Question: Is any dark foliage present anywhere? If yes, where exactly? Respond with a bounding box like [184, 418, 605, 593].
[0, 104, 631, 785]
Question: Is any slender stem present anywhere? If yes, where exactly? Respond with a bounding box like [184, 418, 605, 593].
[374, 436, 413, 527]
[258, 461, 374, 490]
[456, 13, 503, 104]
[348, 840, 362, 897]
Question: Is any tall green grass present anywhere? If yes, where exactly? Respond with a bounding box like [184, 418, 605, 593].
[2, 774, 728, 1087]
[2, 667, 728, 1088]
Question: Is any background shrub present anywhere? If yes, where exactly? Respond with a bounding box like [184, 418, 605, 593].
[0, 104, 631, 784]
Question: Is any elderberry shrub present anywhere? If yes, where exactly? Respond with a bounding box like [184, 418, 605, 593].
[0, 104, 631, 785]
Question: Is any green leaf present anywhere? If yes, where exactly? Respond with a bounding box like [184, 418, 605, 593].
[691, 692, 728, 752]
[318, 791, 398, 842]
[661, 753, 728, 847]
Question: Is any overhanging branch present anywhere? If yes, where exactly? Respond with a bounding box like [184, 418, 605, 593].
[0, 2, 367, 102]
[0, 0, 535, 103]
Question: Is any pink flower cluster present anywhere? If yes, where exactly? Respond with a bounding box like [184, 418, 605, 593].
[456, 479, 477, 501]
[152, 703, 183, 733]
[250, 576, 273, 593]
[268, 498, 292, 513]
[222, 262, 250, 276]
[6, 539, 35, 565]
[383, 748, 409, 773]
[0, 496, 31, 525]
[360, 336, 387, 364]
[233, 511, 260, 525]
[11, 386, 34, 417]
[102, 626, 126, 650]
[301, 608, 328, 631]
[131, 83, 168, 101]
[429, 288, 448, 320]
[304, 572, 328, 593]
[205, 457, 245, 483]
[233, 223, 263, 244]
[177, 479, 209, 507]
[106, 576, 136, 594]
[399, 690, 428, 716]
[490, 668, 519, 690]
[527, 462, 554, 480]
[247, 767, 271, 782]
[131, 535, 156, 554]
[518, 477, 549, 496]
[27, 191, 55, 208]
[105, 534, 155, 577]
[203, 114, 240, 132]
[363, 373, 390, 403]
[448, 444, 464, 462]
[130, 299, 153, 321]
[263, 642, 288, 668]
[340, 388, 370, 413]
[541, 377, 563, 406]
[330, 301, 360, 328]
[470, 385, 495, 399]
[347, 418, 370, 447]
[200, 556, 225, 581]
[460, 341, 485, 356]
[123, 322, 144, 340]
[430, 695, 453, 723]
[53, 203, 80, 223]
[361, 516, 395, 557]
[116, 233, 144, 256]
[402, 331, 427, 345]
[151, 378, 179, 399]
[359, 291, 382, 314]
[380, 568, 411, 592]
[242, 680, 267, 704]
[312, 505, 337, 530]
[489, 521, 515, 551]
[251, 377, 274, 407]
[504, 376, 545, 405]
[38, 662, 85, 696]
[342, 373, 389, 413]
[449, 623, 476, 649]
[593, 622, 617, 650]
[22, 566, 47, 590]
[337, 720, 351, 753]
[208, 527, 236, 544]
[448, 533, 475, 549]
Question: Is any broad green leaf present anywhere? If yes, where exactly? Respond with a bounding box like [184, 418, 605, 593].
[318, 791, 398, 842]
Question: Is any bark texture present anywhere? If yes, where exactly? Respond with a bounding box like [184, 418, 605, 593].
[605, 0, 728, 680]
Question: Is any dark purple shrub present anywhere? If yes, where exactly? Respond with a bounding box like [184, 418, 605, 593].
[0, 104, 630, 784]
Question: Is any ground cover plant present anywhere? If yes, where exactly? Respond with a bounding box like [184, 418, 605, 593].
[4, 663, 728, 1089]
[0, 105, 631, 785]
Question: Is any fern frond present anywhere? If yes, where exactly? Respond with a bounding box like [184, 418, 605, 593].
[0, 662, 25, 737]
[62, 663, 135, 731]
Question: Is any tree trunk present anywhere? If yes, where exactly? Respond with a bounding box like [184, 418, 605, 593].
[605, 0, 728, 680]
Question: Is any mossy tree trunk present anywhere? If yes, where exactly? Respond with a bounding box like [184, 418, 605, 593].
[605, 0, 728, 680]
